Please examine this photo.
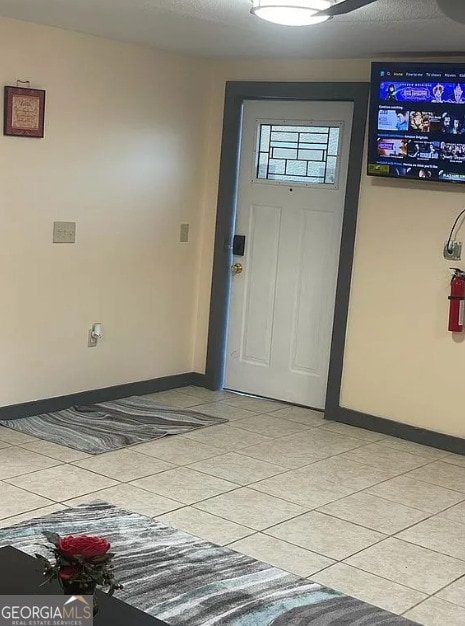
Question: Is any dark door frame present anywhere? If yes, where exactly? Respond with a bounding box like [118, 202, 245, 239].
[203, 80, 370, 418]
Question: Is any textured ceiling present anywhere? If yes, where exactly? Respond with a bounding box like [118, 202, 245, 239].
[0, 0, 464, 58]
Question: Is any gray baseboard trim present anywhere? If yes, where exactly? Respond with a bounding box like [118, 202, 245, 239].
[202, 374, 220, 391]
[0, 372, 207, 420]
[328, 406, 465, 455]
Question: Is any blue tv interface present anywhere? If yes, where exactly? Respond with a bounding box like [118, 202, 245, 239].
[368, 62, 465, 184]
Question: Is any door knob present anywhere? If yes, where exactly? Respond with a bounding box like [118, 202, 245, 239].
[231, 263, 243, 275]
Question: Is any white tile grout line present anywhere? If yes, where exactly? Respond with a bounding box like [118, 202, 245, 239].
[402, 597, 465, 622]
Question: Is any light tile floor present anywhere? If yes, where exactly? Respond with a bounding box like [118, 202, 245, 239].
[1, 386, 465, 625]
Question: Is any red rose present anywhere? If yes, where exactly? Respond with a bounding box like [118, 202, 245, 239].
[57, 535, 111, 560]
[58, 566, 80, 581]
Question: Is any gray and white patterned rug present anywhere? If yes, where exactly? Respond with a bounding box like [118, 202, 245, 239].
[0, 396, 226, 454]
[0, 502, 418, 625]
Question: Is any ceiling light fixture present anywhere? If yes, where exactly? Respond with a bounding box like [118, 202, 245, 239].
[250, 0, 332, 26]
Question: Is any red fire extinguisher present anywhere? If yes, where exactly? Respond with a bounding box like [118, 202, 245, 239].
[448, 268, 465, 332]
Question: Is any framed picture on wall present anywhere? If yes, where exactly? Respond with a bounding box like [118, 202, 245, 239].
[3, 86, 46, 138]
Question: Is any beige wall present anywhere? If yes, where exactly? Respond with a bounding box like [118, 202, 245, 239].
[194, 58, 465, 439]
[3, 14, 464, 440]
[0, 17, 212, 405]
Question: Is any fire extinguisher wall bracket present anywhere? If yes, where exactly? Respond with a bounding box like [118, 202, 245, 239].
[448, 268, 465, 333]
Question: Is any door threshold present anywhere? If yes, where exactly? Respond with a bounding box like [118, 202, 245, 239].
[222, 388, 323, 413]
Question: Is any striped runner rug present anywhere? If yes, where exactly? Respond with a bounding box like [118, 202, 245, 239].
[0, 502, 417, 625]
[0, 395, 226, 454]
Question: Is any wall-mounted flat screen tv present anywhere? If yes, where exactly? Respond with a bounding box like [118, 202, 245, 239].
[368, 62, 465, 184]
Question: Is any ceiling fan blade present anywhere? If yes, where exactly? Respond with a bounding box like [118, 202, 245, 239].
[322, 0, 378, 17]
[436, 0, 465, 24]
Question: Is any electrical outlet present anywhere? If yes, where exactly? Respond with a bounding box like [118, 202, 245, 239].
[444, 241, 462, 261]
[53, 221, 76, 243]
[88, 329, 98, 347]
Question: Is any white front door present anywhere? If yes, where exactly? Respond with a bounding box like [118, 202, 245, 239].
[225, 99, 354, 409]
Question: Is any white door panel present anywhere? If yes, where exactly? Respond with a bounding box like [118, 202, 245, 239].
[241, 204, 281, 366]
[225, 100, 353, 409]
[288, 208, 335, 374]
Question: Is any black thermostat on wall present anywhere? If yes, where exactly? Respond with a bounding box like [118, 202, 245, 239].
[233, 235, 246, 256]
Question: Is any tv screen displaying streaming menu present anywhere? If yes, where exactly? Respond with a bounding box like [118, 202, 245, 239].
[368, 62, 465, 184]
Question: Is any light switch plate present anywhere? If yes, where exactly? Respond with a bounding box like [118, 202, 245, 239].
[180, 223, 189, 243]
[53, 221, 76, 243]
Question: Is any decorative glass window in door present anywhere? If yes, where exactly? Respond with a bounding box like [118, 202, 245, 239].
[255, 123, 341, 185]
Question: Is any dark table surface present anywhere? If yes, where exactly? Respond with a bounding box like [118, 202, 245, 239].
[0, 546, 169, 626]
